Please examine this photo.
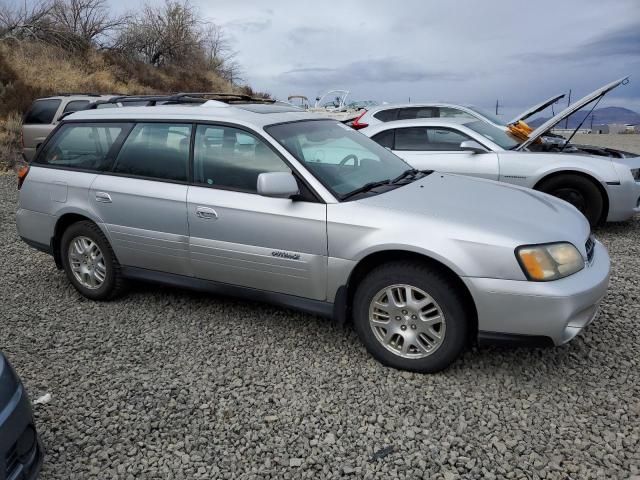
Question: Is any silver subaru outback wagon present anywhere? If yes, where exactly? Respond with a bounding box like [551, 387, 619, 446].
[16, 103, 610, 373]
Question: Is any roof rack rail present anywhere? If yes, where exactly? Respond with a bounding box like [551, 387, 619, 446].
[88, 92, 275, 109]
[51, 92, 107, 97]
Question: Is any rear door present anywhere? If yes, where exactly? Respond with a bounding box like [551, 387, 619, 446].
[381, 126, 500, 180]
[90, 122, 192, 276]
[187, 124, 327, 300]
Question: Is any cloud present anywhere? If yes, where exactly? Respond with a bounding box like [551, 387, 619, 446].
[517, 20, 640, 64]
[224, 18, 272, 34]
[279, 57, 463, 87]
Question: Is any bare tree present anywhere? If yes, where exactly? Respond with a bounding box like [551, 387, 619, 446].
[0, 0, 53, 42]
[50, 0, 127, 47]
[116, 0, 203, 67]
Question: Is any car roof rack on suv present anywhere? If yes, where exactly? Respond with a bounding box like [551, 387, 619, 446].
[87, 92, 275, 109]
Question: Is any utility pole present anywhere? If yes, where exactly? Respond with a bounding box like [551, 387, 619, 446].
[590, 114, 595, 131]
[564, 89, 572, 129]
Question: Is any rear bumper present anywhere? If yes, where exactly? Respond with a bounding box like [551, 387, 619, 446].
[0, 385, 43, 480]
[464, 240, 610, 346]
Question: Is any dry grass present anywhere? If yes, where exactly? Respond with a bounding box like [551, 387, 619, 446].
[0, 40, 241, 170]
[0, 112, 23, 170]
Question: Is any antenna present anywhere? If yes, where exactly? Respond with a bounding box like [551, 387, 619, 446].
[495, 99, 501, 116]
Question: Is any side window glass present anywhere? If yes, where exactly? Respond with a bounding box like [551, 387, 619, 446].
[371, 130, 394, 149]
[398, 107, 438, 120]
[394, 127, 430, 151]
[23, 99, 61, 124]
[113, 123, 191, 182]
[373, 109, 399, 122]
[426, 128, 472, 151]
[194, 125, 290, 192]
[62, 100, 90, 114]
[439, 107, 475, 119]
[36, 123, 128, 170]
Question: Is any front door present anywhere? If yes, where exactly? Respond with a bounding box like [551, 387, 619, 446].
[90, 122, 192, 276]
[187, 124, 328, 300]
[389, 126, 500, 180]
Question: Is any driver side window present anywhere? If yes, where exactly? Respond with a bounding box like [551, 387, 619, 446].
[193, 125, 290, 192]
[393, 127, 473, 151]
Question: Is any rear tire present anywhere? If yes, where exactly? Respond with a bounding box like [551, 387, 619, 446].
[352, 262, 469, 373]
[537, 174, 604, 226]
[60, 221, 125, 300]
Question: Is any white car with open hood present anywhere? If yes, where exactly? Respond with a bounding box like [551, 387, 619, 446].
[362, 77, 640, 226]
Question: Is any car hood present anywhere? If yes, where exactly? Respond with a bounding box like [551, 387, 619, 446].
[361, 173, 590, 247]
[517, 76, 630, 150]
[509, 93, 565, 125]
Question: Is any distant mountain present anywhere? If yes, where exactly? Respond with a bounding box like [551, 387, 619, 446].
[528, 107, 640, 128]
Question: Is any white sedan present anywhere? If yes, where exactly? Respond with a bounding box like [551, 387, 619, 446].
[361, 79, 640, 226]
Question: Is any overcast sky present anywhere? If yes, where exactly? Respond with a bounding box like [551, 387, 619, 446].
[111, 0, 639, 119]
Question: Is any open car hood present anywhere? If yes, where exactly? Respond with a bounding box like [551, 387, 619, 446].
[517, 76, 630, 151]
[509, 93, 565, 125]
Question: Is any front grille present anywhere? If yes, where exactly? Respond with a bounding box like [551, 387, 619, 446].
[585, 236, 595, 263]
[5, 443, 19, 478]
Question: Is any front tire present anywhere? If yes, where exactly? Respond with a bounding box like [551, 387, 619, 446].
[60, 221, 125, 300]
[537, 174, 604, 226]
[353, 262, 469, 373]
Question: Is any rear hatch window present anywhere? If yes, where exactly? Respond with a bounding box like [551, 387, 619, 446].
[24, 99, 62, 124]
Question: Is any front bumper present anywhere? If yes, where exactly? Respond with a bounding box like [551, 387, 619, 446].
[463, 240, 610, 346]
[0, 363, 43, 480]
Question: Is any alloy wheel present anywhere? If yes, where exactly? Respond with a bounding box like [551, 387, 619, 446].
[368, 284, 446, 359]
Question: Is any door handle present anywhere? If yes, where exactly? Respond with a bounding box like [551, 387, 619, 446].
[95, 192, 112, 203]
[195, 206, 218, 220]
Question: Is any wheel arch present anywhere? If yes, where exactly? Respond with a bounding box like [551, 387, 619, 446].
[51, 212, 108, 269]
[533, 169, 610, 224]
[337, 250, 478, 343]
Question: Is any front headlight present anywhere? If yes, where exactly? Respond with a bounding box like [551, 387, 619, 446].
[631, 168, 640, 182]
[516, 242, 584, 281]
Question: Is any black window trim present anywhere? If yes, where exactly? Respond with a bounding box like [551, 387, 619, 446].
[33, 118, 324, 202]
[110, 121, 193, 183]
[390, 125, 491, 152]
[32, 121, 134, 173]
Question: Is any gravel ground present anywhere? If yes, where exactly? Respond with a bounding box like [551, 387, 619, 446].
[1, 173, 639, 479]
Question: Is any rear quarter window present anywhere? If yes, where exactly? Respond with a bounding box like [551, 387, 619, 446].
[373, 109, 399, 122]
[62, 100, 91, 114]
[24, 99, 62, 124]
[35, 123, 130, 171]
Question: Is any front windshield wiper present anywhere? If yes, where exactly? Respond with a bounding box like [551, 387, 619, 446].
[341, 179, 391, 200]
[390, 168, 422, 184]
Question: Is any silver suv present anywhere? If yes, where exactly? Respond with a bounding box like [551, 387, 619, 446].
[16, 103, 611, 372]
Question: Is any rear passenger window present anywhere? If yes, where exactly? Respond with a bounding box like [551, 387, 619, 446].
[371, 130, 394, 149]
[397, 107, 438, 120]
[193, 125, 290, 192]
[394, 127, 430, 151]
[36, 123, 129, 170]
[62, 100, 90, 114]
[24, 99, 61, 124]
[373, 109, 399, 122]
[113, 123, 191, 182]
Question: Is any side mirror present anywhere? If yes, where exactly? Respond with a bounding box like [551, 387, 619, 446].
[460, 140, 488, 154]
[257, 172, 300, 199]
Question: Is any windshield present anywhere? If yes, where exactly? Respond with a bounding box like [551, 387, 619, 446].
[266, 120, 412, 198]
[464, 120, 521, 150]
[465, 106, 506, 126]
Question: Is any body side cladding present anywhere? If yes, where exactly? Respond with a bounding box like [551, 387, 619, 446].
[20, 237, 52, 255]
[477, 331, 554, 348]
[121, 266, 336, 319]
